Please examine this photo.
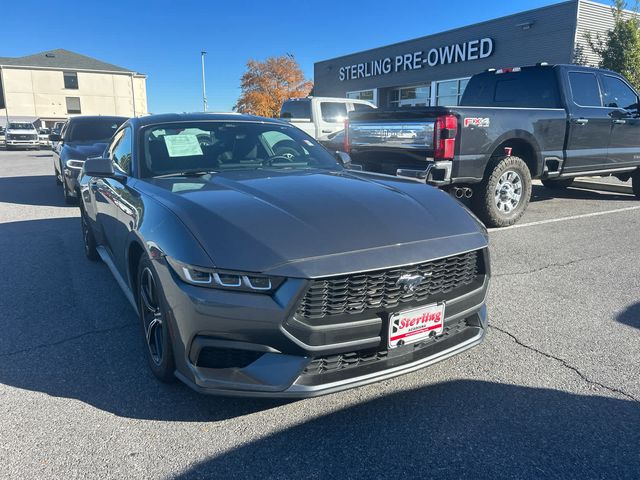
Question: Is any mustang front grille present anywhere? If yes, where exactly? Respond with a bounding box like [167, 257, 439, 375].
[296, 250, 481, 320]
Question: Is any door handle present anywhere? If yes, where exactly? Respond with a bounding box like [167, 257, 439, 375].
[572, 118, 589, 125]
[612, 119, 627, 124]
[321, 129, 332, 133]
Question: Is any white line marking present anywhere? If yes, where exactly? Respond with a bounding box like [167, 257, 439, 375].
[488, 205, 640, 232]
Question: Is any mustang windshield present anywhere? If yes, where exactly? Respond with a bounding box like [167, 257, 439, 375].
[141, 121, 341, 177]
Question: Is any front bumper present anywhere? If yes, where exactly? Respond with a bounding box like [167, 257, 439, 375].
[155, 253, 489, 398]
[5, 139, 40, 147]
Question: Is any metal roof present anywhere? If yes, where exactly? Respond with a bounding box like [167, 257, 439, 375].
[0, 49, 141, 74]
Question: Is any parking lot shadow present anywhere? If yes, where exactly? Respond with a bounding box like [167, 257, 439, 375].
[0, 175, 74, 207]
[529, 183, 635, 204]
[617, 302, 640, 330]
[175, 380, 640, 480]
[0, 217, 288, 421]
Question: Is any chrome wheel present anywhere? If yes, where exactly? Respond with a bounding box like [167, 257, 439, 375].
[140, 267, 164, 366]
[494, 170, 522, 214]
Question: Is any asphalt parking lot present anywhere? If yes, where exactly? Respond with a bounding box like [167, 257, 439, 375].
[0, 148, 638, 479]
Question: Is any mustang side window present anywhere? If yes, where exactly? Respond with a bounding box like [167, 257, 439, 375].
[111, 129, 132, 175]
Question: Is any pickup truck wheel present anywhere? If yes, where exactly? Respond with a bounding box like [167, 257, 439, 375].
[62, 177, 76, 205]
[81, 209, 99, 261]
[541, 178, 574, 189]
[473, 156, 532, 228]
[632, 169, 640, 199]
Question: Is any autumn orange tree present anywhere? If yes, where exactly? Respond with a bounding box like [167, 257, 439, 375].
[235, 55, 313, 117]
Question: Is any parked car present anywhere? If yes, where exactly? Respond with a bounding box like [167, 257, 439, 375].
[345, 64, 640, 227]
[38, 128, 51, 148]
[51, 115, 127, 204]
[280, 96, 375, 141]
[0, 126, 5, 145]
[4, 122, 39, 150]
[79, 112, 490, 397]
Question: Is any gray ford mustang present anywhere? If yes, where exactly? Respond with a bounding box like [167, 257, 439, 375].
[79, 113, 490, 397]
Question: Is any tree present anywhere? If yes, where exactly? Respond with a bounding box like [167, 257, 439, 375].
[586, 0, 640, 88]
[234, 55, 313, 117]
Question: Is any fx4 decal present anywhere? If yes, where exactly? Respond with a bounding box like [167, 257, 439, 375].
[463, 117, 490, 128]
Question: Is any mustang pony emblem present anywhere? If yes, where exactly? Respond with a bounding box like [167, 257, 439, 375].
[396, 273, 429, 292]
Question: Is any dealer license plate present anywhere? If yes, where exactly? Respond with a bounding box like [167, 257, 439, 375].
[388, 303, 445, 349]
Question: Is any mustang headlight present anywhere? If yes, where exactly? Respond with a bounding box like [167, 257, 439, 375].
[166, 257, 283, 293]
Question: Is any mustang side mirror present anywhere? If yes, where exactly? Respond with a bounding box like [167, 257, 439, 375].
[84, 156, 115, 178]
[49, 133, 62, 142]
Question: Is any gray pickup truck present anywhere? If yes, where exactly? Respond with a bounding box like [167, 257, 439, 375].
[346, 64, 640, 227]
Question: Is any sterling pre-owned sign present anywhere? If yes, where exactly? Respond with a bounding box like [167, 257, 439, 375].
[338, 38, 494, 81]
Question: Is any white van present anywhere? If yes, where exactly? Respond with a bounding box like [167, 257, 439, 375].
[280, 97, 375, 141]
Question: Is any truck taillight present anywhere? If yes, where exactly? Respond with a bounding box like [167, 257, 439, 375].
[343, 119, 350, 153]
[434, 114, 457, 160]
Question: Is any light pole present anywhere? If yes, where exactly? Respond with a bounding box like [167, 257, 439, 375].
[201, 50, 208, 112]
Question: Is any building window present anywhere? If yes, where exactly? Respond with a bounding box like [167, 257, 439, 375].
[63, 72, 79, 89]
[66, 97, 82, 114]
[435, 78, 470, 106]
[347, 89, 377, 105]
[390, 85, 430, 108]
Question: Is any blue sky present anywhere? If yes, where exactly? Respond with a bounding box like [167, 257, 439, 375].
[3, 0, 608, 113]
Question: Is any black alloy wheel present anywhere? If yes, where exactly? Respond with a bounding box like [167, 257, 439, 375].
[137, 255, 175, 382]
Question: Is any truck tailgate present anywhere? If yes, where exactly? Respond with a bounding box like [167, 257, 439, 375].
[348, 108, 448, 175]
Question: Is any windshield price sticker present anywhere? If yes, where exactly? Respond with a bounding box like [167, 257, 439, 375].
[164, 135, 203, 157]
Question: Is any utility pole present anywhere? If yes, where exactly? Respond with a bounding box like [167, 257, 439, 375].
[201, 50, 208, 112]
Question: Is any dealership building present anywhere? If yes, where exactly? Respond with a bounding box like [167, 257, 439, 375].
[0, 49, 147, 128]
[314, 0, 625, 108]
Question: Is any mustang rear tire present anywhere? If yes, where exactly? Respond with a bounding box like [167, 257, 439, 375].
[472, 155, 532, 228]
[541, 178, 574, 189]
[632, 169, 640, 199]
[137, 254, 176, 383]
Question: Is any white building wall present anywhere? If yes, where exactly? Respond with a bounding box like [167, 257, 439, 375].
[0, 67, 148, 121]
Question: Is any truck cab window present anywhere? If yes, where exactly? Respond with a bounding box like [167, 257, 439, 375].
[280, 100, 311, 119]
[568, 72, 602, 107]
[320, 102, 348, 122]
[602, 75, 638, 110]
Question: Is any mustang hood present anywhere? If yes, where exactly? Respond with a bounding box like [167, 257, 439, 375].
[143, 170, 488, 277]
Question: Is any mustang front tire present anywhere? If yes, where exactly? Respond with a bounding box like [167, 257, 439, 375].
[472, 155, 532, 228]
[137, 254, 176, 383]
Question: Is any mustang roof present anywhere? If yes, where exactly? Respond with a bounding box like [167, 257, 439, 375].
[130, 112, 288, 127]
